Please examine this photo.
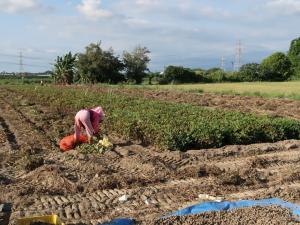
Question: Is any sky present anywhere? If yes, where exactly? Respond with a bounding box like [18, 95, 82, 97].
[0, 0, 299, 72]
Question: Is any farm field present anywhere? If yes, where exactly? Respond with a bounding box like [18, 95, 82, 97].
[97, 84, 300, 120]
[144, 81, 300, 100]
[1, 84, 300, 224]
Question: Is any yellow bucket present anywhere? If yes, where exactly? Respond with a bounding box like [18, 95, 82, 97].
[16, 215, 64, 225]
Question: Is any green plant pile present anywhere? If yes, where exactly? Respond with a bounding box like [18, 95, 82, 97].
[76, 137, 113, 154]
[76, 142, 107, 154]
[7, 85, 300, 151]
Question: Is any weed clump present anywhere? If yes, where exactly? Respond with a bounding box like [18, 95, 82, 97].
[22, 155, 44, 171]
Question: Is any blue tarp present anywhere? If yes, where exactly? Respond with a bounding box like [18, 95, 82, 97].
[100, 198, 300, 225]
[100, 218, 135, 225]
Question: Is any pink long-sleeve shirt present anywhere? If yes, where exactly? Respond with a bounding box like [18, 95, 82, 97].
[74, 109, 101, 141]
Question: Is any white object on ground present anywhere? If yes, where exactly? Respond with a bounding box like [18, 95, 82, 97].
[198, 194, 224, 202]
[144, 199, 150, 205]
[119, 195, 128, 202]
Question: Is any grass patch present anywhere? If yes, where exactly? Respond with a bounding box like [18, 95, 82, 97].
[142, 81, 300, 100]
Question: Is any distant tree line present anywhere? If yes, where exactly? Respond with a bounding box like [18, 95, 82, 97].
[52, 42, 150, 85]
[53, 37, 300, 85]
[157, 37, 300, 84]
[156, 37, 300, 84]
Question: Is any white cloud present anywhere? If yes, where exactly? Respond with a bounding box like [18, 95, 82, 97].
[2, 0, 300, 72]
[45, 49, 59, 54]
[77, 0, 112, 21]
[197, 5, 228, 18]
[177, 2, 231, 19]
[267, 0, 300, 14]
[135, 0, 160, 7]
[123, 17, 150, 28]
[0, 0, 40, 13]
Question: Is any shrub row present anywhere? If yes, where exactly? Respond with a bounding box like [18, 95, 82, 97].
[7, 85, 300, 151]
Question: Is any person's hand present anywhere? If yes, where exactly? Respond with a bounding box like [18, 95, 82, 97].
[88, 136, 93, 144]
[94, 133, 102, 140]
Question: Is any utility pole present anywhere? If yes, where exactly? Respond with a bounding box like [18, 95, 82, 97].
[234, 40, 242, 71]
[221, 56, 225, 71]
[19, 51, 24, 78]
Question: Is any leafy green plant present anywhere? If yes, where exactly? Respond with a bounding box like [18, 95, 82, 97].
[76, 137, 113, 154]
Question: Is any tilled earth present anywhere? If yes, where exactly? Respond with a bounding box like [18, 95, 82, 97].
[1, 87, 300, 224]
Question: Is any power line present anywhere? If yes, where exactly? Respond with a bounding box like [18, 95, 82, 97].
[0, 61, 51, 68]
[23, 63, 51, 68]
[0, 53, 54, 62]
[0, 61, 19, 65]
[0, 50, 53, 72]
[19, 51, 24, 74]
[22, 55, 54, 61]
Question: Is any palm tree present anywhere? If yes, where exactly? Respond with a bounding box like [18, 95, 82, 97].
[52, 52, 76, 84]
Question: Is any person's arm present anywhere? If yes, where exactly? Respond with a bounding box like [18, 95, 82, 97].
[92, 112, 100, 135]
[81, 111, 95, 144]
[74, 116, 81, 143]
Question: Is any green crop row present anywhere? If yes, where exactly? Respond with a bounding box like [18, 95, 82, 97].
[6, 85, 300, 151]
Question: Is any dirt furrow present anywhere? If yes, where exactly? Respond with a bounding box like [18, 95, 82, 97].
[228, 181, 300, 203]
[185, 140, 299, 162]
[0, 116, 19, 151]
[209, 148, 300, 171]
[0, 98, 51, 152]
[0, 96, 53, 150]
[10, 178, 206, 224]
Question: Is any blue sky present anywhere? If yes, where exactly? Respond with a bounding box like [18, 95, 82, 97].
[0, 0, 299, 72]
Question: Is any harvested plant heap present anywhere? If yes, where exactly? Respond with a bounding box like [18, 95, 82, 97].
[7, 85, 300, 151]
[77, 137, 113, 154]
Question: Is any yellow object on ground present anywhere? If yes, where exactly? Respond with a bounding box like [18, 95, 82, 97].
[17, 215, 64, 225]
[77, 136, 113, 154]
[98, 137, 113, 148]
[96, 136, 113, 153]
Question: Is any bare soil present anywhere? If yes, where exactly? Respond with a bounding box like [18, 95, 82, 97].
[149, 206, 300, 225]
[1, 87, 300, 225]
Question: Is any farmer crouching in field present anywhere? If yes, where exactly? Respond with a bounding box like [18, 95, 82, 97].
[74, 106, 105, 144]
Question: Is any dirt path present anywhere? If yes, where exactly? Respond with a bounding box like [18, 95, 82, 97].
[1, 87, 300, 224]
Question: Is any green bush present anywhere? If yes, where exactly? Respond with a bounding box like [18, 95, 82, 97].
[159, 66, 203, 84]
[202, 68, 240, 83]
[288, 37, 300, 79]
[260, 52, 293, 81]
[239, 63, 262, 81]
